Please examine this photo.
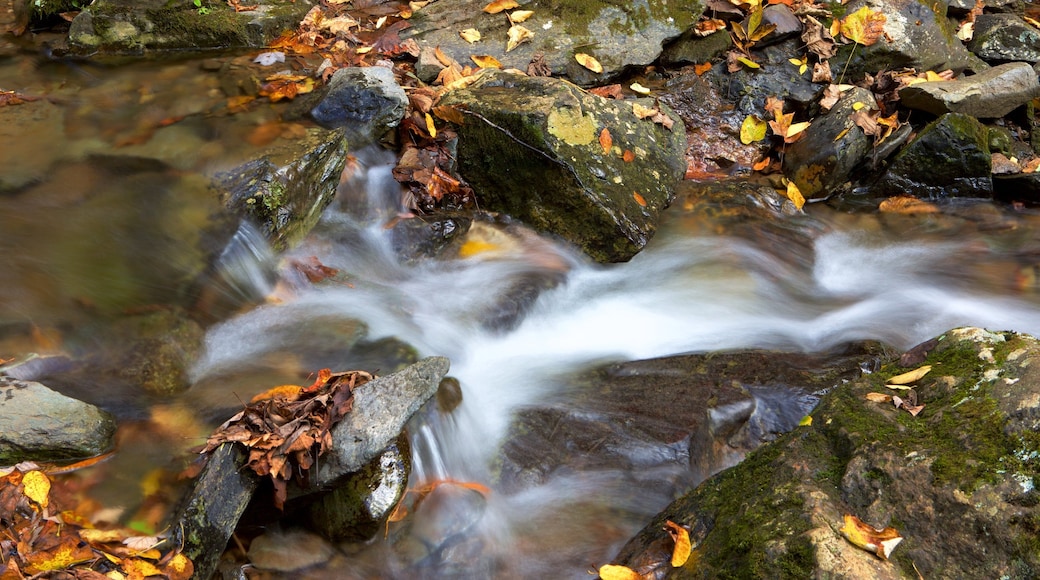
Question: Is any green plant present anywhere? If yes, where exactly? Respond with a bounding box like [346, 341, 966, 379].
[193, 0, 210, 15]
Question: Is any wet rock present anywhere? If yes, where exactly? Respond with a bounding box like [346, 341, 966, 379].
[723, 38, 822, 116]
[968, 14, 1040, 64]
[874, 113, 992, 199]
[310, 66, 408, 145]
[105, 308, 204, 396]
[68, 0, 314, 55]
[659, 26, 732, 66]
[389, 215, 472, 263]
[613, 327, 1040, 579]
[948, 0, 1020, 10]
[0, 375, 117, 463]
[0, 99, 69, 194]
[833, 0, 984, 81]
[899, 62, 1040, 119]
[391, 481, 489, 575]
[749, 4, 802, 47]
[658, 71, 768, 175]
[439, 70, 687, 263]
[247, 528, 335, 572]
[218, 127, 348, 251]
[784, 87, 879, 200]
[404, 0, 704, 86]
[499, 345, 880, 493]
[994, 172, 1040, 205]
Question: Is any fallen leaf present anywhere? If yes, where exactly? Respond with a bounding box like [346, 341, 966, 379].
[740, 115, 768, 144]
[888, 365, 931, 385]
[598, 564, 641, 580]
[425, 113, 437, 138]
[840, 514, 903, 560]
[22, 470, 50, 508]
[633, 192, 647, 207]
[693, 61, 713, 75]
[737, 56, 760, 69]
[694, 17, 727, 36]
[841, 6, 887, 46]
[575, 52, 603, 73]
[786, 180, 805, 210]
[819, 84, 844, 110]
[769, 111, 809, 143]
[632, 102, 657, 119]
[752, 156, 771, 171]
[459, 28, 481, 43]
[599, 127, 613, 154]
[866, 392, 893, 403]
[623, 149, 636, 162]
[589, 84, 623, 99]
[470, 54, 501, 68]
[250, 385, 305, 403]
[506, 24, 533, 51]
[798, 415, 813, 426]
[664, 520, 692, 566]
[802, 15, 836, 58]
[789, 55, 808, 75]
[629, 82, 651, 95]
[879, 196, 939, 214]
[885, 384, 913, 391]
[812, 61, 833, 83]
[483, 0, 518, 13]
[508, 9, 534, 23]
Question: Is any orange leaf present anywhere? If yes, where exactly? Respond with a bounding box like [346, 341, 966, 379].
[470, 54, 502, 69]
[24, 540, 95, 574]
[866, 392, 893, 403]
[664, 520, 692, 567]
[622, 149, 635, 162]
[250, 385, 304, 403]
[482, 0, 518, 14]
[839, 514, 903, 559]
[599, 127, 613, 154]
[693, 61, 712, 75]
[162, 553, 194, 580]
[752, 156, 771, 171]
[433, 105, 466, 125]
[598, 564, 641, 580]
[633, 192, 647, 207]
[879, 196, 939, 214]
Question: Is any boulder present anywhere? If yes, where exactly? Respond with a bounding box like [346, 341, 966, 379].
[613, 327, 1040, 579]
[899, 62, 1040, 119]
[968, 14, 1040, 64]
[218, 127, 348, 251]
[723, 38, 823, 117]
[0, 376, 117, 463]
[874, 113, 992, 199]
[784, 87, 879, 200]
[309, 66, 409, 145]
[68, 0, 314, 55]
[404, 0, 704, 86]
[658, 25, 732, 67]
[439, 70, 687, 262]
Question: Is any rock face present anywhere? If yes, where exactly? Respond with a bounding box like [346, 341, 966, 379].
[218, 127, 348, 251]
[439, 70, 687, 262]
[0, 376, 117, 463]
[899, 62, 1040, 119]
[68, 0, 314, 54]
[404, 0, 704, 86]
[968, 14, 1040, 64]
[310, 66, 409, 145]
[613, 327, 1040, 579]
[875, 113, 992, 199]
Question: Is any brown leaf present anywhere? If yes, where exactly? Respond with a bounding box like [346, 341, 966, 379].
[812, 61, 833, 83]
[819, 84, 843, 110]
[841, 6, 887, 47]
[599, 128, 613, 154]
[801, 15, 836, 59]
[527, 52, 552, 76]
[589, 84, 623, 99]
[851, 107, 879, 136]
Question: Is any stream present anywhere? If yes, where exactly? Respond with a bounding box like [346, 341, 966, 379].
[5, 45, 1040, 578]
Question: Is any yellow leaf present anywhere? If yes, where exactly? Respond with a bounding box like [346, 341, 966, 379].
[575, 52, 603, 73]
[424, 113, 437, 138]
[833, 128, 850, 141]
[459, 28, 481, 43]
[22, 470, 50, 508]
[629, 82, 651, 95]
[925, 70, 947, 82]
[866, 392, 893, 403]
[250, 384, 303, 403]
[121, 558, 163, 578]
[839, 514, 903, 560]
[506, 24, 533, 52]
[739, 115, 767, 144]
[24, 540, 95, 574]
[737, 56, 760, 69]
[840, 6, 887, 46]
[786, 121, 810, 139]
[786, 180, 805, 210]
[483, 0, 518, 14]
[798, 415, 813, 426]
[664, 520, 692, 567]
[508, 9, 534, 23]
[887, 365, 931, 385]
[459, 239, 500, 258]
[598, 564, 641, 580]
[470, 54, 502, 68]
[852, 101, 866, 111]
[162, 553, 194, 580]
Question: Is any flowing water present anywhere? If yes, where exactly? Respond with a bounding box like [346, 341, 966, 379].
[5, 45, 1040, 578]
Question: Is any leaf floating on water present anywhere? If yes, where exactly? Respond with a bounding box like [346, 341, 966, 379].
[785, 180, 805, 210]
[598, 564, 642, 580]
[483, 0, 518, 13]
[740, 115, 767, 144]
[888, 365, 931, 385]
[575, 52, 603, 73]
[878, 196, 940, 215]
[664, 520, 693, 567]
[506, 24, 533, 52]
[839, 514, 903, 559]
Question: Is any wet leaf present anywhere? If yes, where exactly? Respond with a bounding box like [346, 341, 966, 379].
[879, 196, 939, 214]
[798, 415, 813, 426]
[122, 557, 163, 577]
[22, 470, 50, 508]
[163, 552, 194, 580]
[740, 115, 767, 144]
[575, 53, 603, 73]
[589, 84, 623, 99]
[841, 6, 887, 46]
[598, 564, 641, 580]
[259, 75, 315, 102]
[470, 54, 501, 68]
[483, 0, 519, 13]
[752, 156, 771, 171]
[769, 111, 809, 144]
[664, 520, 692, 566]
[888, 365, 931, 385]
[785, 180, 805, 210]
[459, 28, 481, 43]
[629, 82, 651, 95]
[840, 514, 903, 559]
[633, 192, 647, 207]
[506, 24, 533, 52]
[24, 539, 96, 574]
[866, 392, 893, 403]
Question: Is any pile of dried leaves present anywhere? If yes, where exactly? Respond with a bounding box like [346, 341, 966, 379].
[198, 369, 373, 508]
[0, 465, 192, 579]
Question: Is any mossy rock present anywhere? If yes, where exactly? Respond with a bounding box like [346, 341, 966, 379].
[612, 327, 1040, 578]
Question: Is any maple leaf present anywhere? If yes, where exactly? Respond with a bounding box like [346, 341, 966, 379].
[841, 6, 886, 46]
[839, 514, 903, 559]
[769, 111, 809, 143]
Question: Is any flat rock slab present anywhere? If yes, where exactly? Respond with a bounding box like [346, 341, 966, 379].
[0, 375, 116, 463]
[899, 62, 1040, 119]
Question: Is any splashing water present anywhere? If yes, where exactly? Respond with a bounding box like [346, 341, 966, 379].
[192, 152, 1040, 578]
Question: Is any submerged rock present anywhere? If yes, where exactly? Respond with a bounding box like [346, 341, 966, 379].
[0, 376, 117, 463]
[613, 327, 1040, 578]
[439, 70, 686, 262]
[899, 62, 1040, 119]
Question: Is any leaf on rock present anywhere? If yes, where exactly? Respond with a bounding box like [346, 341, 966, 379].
[840, 6, 886, 46]
[839, 514, 903, 559]
[598, 564, 642, 580]
[812, 61, 833, 83]
[589, 84, 623, 99]
[740, 115, 767, 144]
[693, 61, 712, 75]
[633, 192, 647, 207]
[575, 52, 603, 73]
[769, 111, 809, 144]
[459, 28, 481, 43]
[798, 415, 813, 426]
[694, 17, 727, 36]
[664, 520, 693, 566]
[789, 55, 808, 75]
[888, 365, 931, 385]
[801, 15, 836, 59]
[865, 392, 893, 403]
[737, 56, 761, 69]
[470, 54, 502, 69]
[483, 0, 519, 14]
[508, 9, 534, 24]
[629, 82, 651, 95]
[785, 180, 805, 210]
[506, 24, 533, 52]
[433, 105, 466, 125]
[599, 128, 613, 154]
[623, 149, 636, 163]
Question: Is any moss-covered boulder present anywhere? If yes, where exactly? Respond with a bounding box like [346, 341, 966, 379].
[612, 327, 1040, 578]
[67, 0, 314, 55]
[405, 0, 704, 86]
[218, 127, 348, 252]
[874, 113, 992, 199]
[439, 70, 686, 262]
